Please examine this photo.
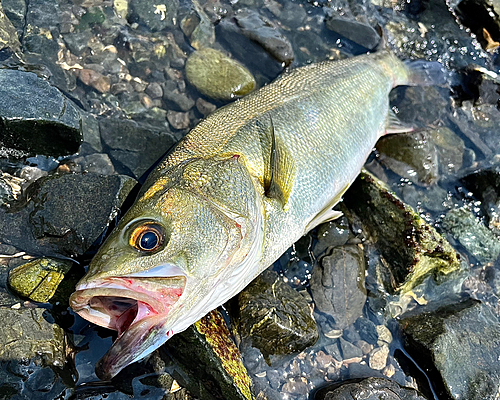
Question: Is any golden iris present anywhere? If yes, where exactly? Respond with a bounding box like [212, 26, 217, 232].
[129, 223, 165, 252]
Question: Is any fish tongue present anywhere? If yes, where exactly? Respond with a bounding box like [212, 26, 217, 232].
[95, 313, 168, 380]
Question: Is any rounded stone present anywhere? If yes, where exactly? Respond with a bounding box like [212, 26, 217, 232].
[185, 48, 256, 100]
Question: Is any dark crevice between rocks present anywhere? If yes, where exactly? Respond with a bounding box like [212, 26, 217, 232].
[455, 0, 500, 51]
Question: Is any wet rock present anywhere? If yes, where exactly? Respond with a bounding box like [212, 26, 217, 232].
[310, 245, 367, 330]
[0, 306, 70, 399]
[325, 17, 380, 50]
[233, 9, 294, 66]
[167, 110, 190, 130]
[234, 270, 318, 362]
[163, 81, 195, 111]
[129, 0, 179, 31]
[343, 171, 460, 294]
[442, 207, 500, 264]
[215, 17, 285, 84]
[0, 1, 21, 55]
[460, 165, 500, 235]
[354, 318, 379, 345]
[338, 337, 363, 364]
[1, 0, 26, 37]
[0, 69, 83, 158]
[8, 257, 72, 302]
[185, 47, 256, 100]
[368, 344, 389, 370]
[181, 0, 215, 50]
[0, 173, 136, 258]
[63, 30, 92, 56]
[196, 97, 217, 116]
[99, 118, 176, 178]
[146, 82, 163, 99]
[399, 298, 500, 400]
[78, 68, 111, 93]
[164, 309, 255, 400]
[69, 153, 116, 175]
[314, 377, 427, 400]
[313, 216, 351, 257]
[376, 131, 439, 186]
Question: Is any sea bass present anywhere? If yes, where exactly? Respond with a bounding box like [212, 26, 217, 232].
[70, 50, 443, 379]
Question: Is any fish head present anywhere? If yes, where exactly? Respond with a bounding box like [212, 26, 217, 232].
[70, 157, 263, 379]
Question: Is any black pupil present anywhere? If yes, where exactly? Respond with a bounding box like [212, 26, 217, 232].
[140, 231, 158, 250]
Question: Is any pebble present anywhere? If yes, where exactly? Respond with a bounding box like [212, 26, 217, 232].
[196, 97, 217, 116]
[145, 81, 163, 99]
[185, 47, 256, 100]
[167, 110, 190, 130]
[376, 325, 393, 346]
[383, 363, 396, 378]
[78, 68, 110, 93]
[368, 344, 389, 370]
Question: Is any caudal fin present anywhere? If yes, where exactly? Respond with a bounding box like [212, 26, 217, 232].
[404, 59, 449, 87]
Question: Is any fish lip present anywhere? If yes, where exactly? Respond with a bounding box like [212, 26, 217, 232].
[70, 276, 185, 332]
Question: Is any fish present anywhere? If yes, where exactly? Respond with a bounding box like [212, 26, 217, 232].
[69, 49, 444, 379]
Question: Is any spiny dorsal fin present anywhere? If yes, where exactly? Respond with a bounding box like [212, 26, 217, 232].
[264, 116, 296, 210]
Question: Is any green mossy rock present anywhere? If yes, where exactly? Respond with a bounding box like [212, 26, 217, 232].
[8, 258, 72, 303]
[344, 171, 460, 294]
[186, 48, 256, 100]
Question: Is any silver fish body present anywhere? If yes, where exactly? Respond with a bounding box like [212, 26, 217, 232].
[70, 50, 439, 379]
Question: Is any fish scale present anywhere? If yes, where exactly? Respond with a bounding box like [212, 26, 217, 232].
[69, 49, 442, 379]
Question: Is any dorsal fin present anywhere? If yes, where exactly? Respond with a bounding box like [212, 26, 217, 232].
[264, 116, 296, 210]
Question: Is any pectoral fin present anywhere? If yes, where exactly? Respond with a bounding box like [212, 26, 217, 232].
[305, 183, 350, 232]
[264, 117, 296, 210]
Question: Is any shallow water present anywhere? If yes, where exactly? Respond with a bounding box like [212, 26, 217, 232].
[1, 0, 500, 398]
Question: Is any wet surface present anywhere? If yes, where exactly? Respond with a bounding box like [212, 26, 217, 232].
[0, 0, 500, 398]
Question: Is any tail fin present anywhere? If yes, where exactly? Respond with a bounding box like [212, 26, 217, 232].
[404, 59, 449, 87]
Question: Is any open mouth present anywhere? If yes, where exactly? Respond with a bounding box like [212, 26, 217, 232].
[70, 276, 186, 336]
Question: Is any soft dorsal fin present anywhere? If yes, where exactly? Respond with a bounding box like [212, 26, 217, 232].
[264, 116, 296, 210]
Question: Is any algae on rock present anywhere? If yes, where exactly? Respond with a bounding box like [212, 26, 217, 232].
[344, 171, 460, 295]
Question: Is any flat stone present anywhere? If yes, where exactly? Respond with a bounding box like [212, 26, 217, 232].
[325, 17, 380, 50]
[0, 306, 69, 398]
[129, 0, 179, 31]
[338, 337, 363, 364]
[368, 345, 389, 370]
[99, 117, 176, 178]
[8, 257, 72, 302]
[310, 245, 366, 330]
[0, 69, 83, 157]
[399, 298, 500, 400]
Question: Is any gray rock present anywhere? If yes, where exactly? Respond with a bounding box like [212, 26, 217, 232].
[1, 0, 26, 36]
[325, 17, 380, 50]
[399, 298, 500, 400]
[163, 81, 195, 111]
[99, 118, 176, 178]
[460, 165, 500, 236]
[234, 9, 294, 66]
[442, 207, 500, 264]
[314, 216, 351, 257]
[310, 245, 367, 330]
[376, 131, 439, 186]
[0, 173, 136, 258]
[63, 30, 92, 56]
[234, 270, 319, 362]
[338, 337, 363, 363]
[0, 69, 83, 157]
[314, 377, 427, 400]
[129, 0, 179, 31]
[0, 1, 21, 55]
[0, 306, 70, 399]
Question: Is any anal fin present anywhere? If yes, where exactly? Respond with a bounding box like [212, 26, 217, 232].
[385, 109, 414, 135]
[305, 183, 350, 232]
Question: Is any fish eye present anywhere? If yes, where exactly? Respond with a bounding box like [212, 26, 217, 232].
[129, 223, 166, 252]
